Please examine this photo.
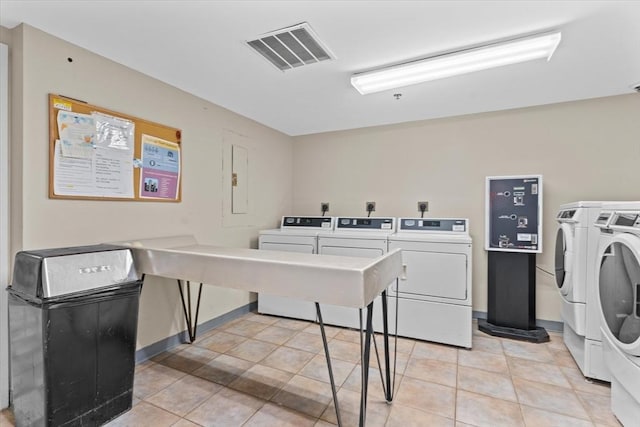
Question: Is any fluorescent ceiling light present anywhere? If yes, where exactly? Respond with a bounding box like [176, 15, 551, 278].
[351, 31, 562, 95]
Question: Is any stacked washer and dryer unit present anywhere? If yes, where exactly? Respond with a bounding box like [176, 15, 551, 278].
[594, 202, 640, 426]
[555, 201, 610, 381]
[258, 215, 473, 348]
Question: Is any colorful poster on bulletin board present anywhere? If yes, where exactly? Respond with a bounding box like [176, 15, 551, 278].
[139, 134, 181, 200]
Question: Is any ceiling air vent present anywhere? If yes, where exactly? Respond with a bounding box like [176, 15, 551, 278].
[247, 22, 335, 71]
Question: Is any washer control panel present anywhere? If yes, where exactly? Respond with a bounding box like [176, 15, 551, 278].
[335, 217, 395, 231]
[595, 211, 614, 228]
[612, 211, 640, 228]
[281, 216, 334, 229]
[398, 218, 468, 233]
[557, 209, 576, 219]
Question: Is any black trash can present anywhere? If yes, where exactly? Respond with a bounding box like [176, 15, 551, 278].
[7, 244, 143, 426]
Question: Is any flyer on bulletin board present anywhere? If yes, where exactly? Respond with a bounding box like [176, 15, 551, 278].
[139, 134, 181, 199]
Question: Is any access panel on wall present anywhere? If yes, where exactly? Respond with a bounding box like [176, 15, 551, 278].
[49, 94, 182, 202]
[485, 175, 542, 253]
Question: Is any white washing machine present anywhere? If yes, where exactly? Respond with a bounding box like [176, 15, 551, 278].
[388, 218, 472, 348]
[317, 217, 396, 330]
[595, 203, 640, 426]
[258, 216, 335, 320]
[555, 201, 610, 381]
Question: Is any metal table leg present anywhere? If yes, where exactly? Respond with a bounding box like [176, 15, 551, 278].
[177, 279, 203, 343]
[381, 290, 394, 401]
[359, 301, 375, 427]
[316, 302, 342, 427]
[317, 289, 398, 427]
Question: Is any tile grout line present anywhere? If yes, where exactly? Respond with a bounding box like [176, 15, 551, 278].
[502, 339, 528, 426]
[453, 342, 460, 425]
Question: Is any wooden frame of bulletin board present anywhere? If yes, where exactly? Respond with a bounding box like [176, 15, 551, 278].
[49, 94, 182, 202]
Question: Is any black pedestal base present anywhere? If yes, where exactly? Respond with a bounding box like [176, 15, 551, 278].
[478, 319, 549, 343]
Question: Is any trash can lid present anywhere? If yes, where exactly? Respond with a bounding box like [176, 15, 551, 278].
[10, 244, 139, 299]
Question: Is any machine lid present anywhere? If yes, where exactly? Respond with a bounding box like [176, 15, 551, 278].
[597, 233, 640, 355]
[397, 218, 468, 233]
[555, 223, 574, 294]
[335, 217, 395, 232]
[281, 216, 334, 230]
[559, 201, 607, 209]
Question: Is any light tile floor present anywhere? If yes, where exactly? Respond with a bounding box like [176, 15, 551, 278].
[0, 314, 620, 426]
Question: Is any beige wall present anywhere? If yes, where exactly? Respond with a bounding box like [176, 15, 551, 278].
[292, 94, 640, 322]
[3, 25, 294, 348]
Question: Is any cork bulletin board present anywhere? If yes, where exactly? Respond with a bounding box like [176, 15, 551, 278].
[49, 94, 182, 202]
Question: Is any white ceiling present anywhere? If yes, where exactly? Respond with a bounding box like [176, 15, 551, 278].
[1, 1, 639, 136]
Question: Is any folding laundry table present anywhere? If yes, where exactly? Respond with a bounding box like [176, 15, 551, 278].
[118, 235, 403, 426]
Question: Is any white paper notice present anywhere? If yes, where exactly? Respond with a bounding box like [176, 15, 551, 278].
[53, 140, 96, 197]
[53, 140, 134, 198]
[90, 112, 134, 198]
[94, 146, 134, 198]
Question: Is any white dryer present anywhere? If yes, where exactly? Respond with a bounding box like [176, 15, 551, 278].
[317, 217, 396, 330]
[258, 216, 335, 320]
[595, 203, 640, 426]
[555, 201, 610, 381]
[388, 218, 472, 348]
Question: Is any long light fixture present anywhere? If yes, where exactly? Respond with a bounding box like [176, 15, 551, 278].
[351, 31, 562, 95]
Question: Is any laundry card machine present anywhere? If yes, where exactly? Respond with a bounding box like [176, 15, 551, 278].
[258, 216, 335, 320]
[388, 218, 473, 348]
